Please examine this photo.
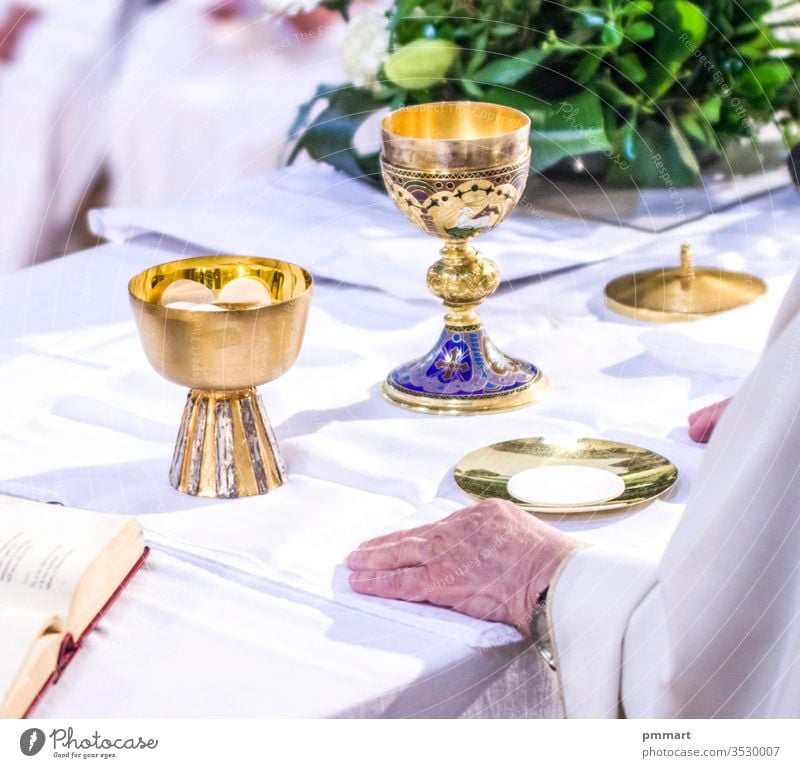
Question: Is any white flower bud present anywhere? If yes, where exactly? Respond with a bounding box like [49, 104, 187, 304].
[342, 7, 390, 90]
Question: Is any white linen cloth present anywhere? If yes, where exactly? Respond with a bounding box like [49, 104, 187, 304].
[1, 184, 799, 714]
[552, 268, 800, 718]
[33, 548, 549, 718]
[90, 163, 655, 300]
[0, 0, 136, 271]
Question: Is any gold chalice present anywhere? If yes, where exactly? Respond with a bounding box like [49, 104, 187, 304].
[380, 101, 548, 414]
[129, 255, 312, 498]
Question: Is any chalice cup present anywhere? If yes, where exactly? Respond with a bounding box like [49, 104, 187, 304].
[380, 101, 548, 414]
[129, 255, 313, 498]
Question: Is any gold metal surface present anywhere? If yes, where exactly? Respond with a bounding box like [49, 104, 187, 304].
[454, 436, 678, 515]
[380, 102, 547, 413]
[129, 255, 312, 497]
[605, 242, 767, 323]
[381, 368, 549, 415]
[381, 101, 530, 170]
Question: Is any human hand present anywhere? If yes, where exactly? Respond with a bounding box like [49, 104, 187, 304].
[347, 499, 580, 637]
[0, 4, 39, 63]
[688, 397, 732, 443]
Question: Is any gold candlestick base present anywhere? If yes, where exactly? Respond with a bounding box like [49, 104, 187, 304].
[605, 242, 767, 323]
[170, 389, 287, 498]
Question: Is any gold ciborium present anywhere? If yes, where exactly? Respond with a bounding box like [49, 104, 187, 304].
[380, 101, 548, 414]
[129, 255, 312, 498]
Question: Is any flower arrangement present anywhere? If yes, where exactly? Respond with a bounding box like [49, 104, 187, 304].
[290, 0, 800, 187]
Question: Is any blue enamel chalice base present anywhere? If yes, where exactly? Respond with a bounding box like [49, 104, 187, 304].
[384, 323, 548, 414]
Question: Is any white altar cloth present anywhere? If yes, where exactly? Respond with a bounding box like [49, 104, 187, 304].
[1, 179, 798, 716]
[91, 164, 653, 300]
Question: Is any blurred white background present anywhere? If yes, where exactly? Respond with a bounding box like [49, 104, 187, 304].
[0, 0, 346, 273]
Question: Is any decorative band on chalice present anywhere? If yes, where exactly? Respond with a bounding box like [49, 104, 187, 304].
[380, 154, 530, 240]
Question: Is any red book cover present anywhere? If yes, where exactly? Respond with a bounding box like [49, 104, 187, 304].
[22, 547, 150, 718]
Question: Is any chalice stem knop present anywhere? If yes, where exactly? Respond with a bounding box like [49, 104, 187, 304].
[429, 240, 499, 327]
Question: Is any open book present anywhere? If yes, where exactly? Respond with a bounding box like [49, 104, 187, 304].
[0, 495, 147, 718]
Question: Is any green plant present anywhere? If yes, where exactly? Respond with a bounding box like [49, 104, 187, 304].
[291, 0, 800, 187]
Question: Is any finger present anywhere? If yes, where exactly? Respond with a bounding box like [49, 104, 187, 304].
[688, 398, 731, 426]
[688, 404, 715, 426]
[356, 506, 472, 551]
[689, 413, 715, 443]
[347, 537, 430, 571]
[688, 398, 731, 443]
[348, 567, 429, 602]
[355, 521, 438, 551]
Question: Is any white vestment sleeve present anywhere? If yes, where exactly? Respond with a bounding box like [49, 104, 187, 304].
[552, 273, 800, 718]
[549, 547, 659, 718]
[766, 269, 800, 346]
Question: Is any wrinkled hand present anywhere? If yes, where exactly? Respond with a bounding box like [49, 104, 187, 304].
[688, 397, 731, 443]
[347, 499, 580, 637]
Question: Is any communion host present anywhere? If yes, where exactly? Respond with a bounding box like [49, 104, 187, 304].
[348, 270, 800, 718]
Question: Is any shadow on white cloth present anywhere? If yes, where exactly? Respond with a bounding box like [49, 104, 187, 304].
[91, 163, 655, 299]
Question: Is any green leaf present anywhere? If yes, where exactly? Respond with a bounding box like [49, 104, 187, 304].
[575, 54, 602, 83]
[596, 75, 641, 109]
[679, 112, 718, 149]
[484, 88, 550, 116]
[601, 22, 624, 47]
[461, 78, 486, 98]
[384, 39, 460, 90]
[466, 30, 489, 74]
[490, 89, 612, 171]
[389, 0, 426, 47]
[625, 21, 655, 41]
[489, 23, 520, 38]
[288, 85, 384, 184]
[618, 1, 654, 16]
[607, 117, 700, 187]
[616, 52, 647, 82]
[678, 114, 706, 144]
[700, 94, 721, 123]
[739, 60, 793, 97]
[645, 0, 707, 98]
[286, 83, 329, 145]
[473, 47, 548, 86]
[319, 0, 352, 21]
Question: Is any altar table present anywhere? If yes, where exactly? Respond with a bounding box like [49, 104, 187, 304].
[1, 178, 797, 717]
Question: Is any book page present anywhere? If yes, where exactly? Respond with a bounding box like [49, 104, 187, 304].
[0, 606, 63, 718]
[0, 495, 132, 620]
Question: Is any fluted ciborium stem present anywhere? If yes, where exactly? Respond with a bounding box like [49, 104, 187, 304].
[170, 389, 287, 498]
[380, 101, 549, 414]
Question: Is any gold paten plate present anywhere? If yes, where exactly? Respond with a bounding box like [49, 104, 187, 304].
[454, 436, 678, 515]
